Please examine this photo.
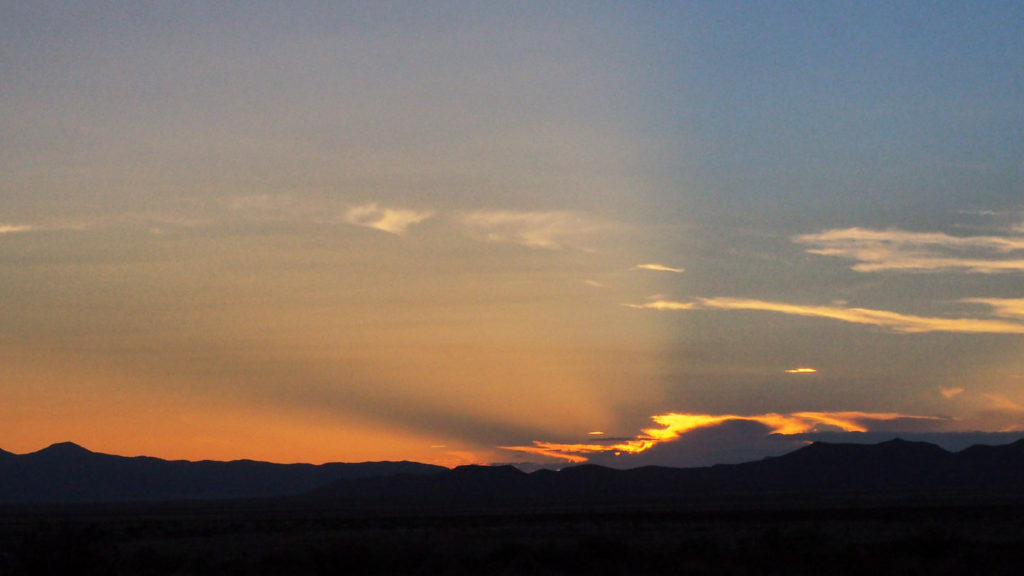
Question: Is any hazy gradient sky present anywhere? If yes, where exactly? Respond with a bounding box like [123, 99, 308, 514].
[2, 2, 1023, 467]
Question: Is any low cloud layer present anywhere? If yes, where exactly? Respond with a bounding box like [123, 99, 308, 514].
[503, 411, 941, 464]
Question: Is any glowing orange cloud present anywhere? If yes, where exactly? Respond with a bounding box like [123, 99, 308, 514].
[940, 387, 965, 399]
[785, 368, 817, 374]
[503, 411, 940, 463]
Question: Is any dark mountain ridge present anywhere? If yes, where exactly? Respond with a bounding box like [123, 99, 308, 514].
[4, 438, 1024, 507]
[310, 438, 1024, 510]
[0, 442, 445, 504]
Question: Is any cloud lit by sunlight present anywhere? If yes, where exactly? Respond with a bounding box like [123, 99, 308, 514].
[940, 387, 965, 399]
[625, 300, 698, 311]
[630, 297, 1024, 334]
[962, 298, 1024, 320]
[785, 368, 817, 374]
[0, 224, 33, 234]
[634, 263, 685, 273]
[344, 203, 435, 235]
[503, 411, 940, 463]
[459, 210, 604, 250]
[982, 394, 1024, 414]
[793, 227, 1024, 273]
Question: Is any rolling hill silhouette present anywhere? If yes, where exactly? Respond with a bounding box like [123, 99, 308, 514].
[0, 442, 444, 503]
[3, 438, 1024, 506]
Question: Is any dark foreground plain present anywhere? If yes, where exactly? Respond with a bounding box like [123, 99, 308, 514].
[3, 496, 1024, 575]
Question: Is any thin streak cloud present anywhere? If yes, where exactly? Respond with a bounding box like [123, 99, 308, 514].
[0, 224, 33, 234]
[634, 263, 685, 273]
[982, 394, 1024, 414]
[625, 300, 697, 311]
[793, 227, 1024, 273]
[631, 297, 1024, 334]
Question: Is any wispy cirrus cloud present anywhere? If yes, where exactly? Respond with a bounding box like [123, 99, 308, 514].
[627, 300, 698, 311]
[227, 194, 297, 214]
[343, 203, 435, 235]
[459, 210, 604, 250]
[981, 394, 1024, 414]
[225, 196, 435, 235]
[962, 298, 1024, 321]
[503, 411, 939, 463]
[634, 263, 685, 273]
[628, 297, 1024, 334]
[0, 224, 34, 235]
[0, 221, 94, 235]
[793, 226, 1024, 273]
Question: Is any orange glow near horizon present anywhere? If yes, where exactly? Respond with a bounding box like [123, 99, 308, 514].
[0, 350, 491, 466]
[503, 411, 942, 463]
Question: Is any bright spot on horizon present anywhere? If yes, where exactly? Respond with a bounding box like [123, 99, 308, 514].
[785, 368, 818, 374]
[587, 431, 605, 436]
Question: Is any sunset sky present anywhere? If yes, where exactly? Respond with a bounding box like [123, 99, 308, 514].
[2, 2, 1023, 468]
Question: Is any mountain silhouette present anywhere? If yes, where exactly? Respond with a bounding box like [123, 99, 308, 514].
[4, 438, 1024, 506]
[0, 442, 445, 504]
[719, 438, 955, 492]
[31, 441, 93, 457]
[309, 438, 1024, 510]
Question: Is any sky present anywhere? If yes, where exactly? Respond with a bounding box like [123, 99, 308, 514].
[2, 2, 1023, 468]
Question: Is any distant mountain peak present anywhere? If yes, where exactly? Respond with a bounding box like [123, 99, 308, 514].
[38, 441, 93, 455]
[0, 444, 446, 504]
[876, 437, 947, 450]
[862, 438, 952, 459]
